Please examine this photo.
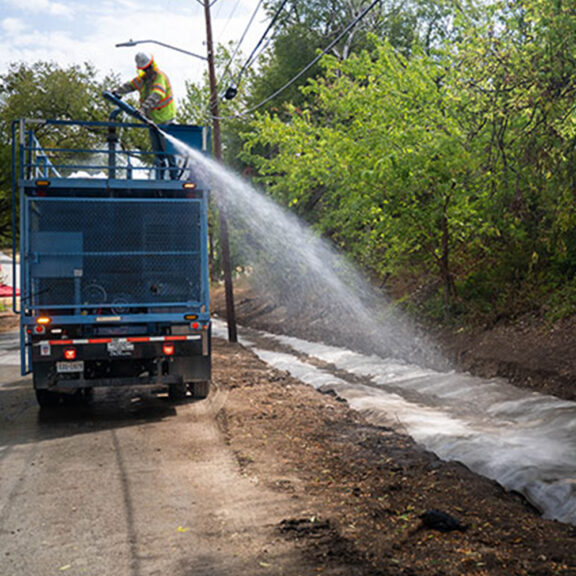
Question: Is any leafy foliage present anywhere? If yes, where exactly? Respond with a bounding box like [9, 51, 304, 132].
[0, 61, 116, 139]
[240, 0, 576, 321]
[0, 61, 119, 247]
[243, 44, 488, 310]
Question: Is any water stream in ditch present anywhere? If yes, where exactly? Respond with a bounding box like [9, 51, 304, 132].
[168, 134, 576, 525]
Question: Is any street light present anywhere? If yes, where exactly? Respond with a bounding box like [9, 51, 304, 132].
[116, 32, 238, 343]
[115, 39, 207, 62]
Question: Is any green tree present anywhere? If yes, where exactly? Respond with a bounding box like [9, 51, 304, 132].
[0, 61, 119, 247]
[448, 0, 576, 314]
[264, 0, 464, 55]
[246, 23, 325, 114]
[0, 61, 115, 133]
[243, 42, 489, 311]
[243, 0, 576, 321]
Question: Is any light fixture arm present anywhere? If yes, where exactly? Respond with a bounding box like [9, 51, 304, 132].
[115, 39, 207, 62]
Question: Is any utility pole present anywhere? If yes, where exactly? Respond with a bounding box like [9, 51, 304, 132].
[203, 0, 238, 342]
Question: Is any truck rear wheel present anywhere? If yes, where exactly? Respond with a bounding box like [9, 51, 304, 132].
[169, 381, 187, 402]
[189, 381, 210, 399]
[35, 389, 63, 408]
[35, 388, 92, 409]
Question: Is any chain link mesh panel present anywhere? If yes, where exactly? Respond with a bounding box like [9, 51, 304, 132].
[26, 198, 204, 311]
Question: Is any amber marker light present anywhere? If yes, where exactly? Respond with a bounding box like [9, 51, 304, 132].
[182, 182, 196, 190]
[36, 316, 51, 325]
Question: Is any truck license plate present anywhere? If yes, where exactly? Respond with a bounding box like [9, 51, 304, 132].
[107, 340, 134, 356]
[57, 361, 84, 373]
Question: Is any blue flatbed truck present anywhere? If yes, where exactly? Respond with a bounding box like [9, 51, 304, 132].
[12, 96, 212, 407]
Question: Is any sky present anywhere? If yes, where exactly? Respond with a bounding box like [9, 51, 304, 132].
[0, 0, 269, 100]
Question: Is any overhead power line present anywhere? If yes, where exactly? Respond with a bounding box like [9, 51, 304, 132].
[227, 0, 383, 118]
[213, 0, 241, 39]
[229, 0, 291, 90]
[218, 0, 266, 91]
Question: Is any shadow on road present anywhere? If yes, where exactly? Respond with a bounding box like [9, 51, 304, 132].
[0, 382, 192, 448]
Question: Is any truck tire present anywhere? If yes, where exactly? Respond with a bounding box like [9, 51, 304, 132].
[35, 388, 92, 409]
[189, 381, 210, 399]
[82, 387, 94, 405]
[35, 389, 62, 408]
[69, 388, 94, 407]
[169, 381, 187, 402]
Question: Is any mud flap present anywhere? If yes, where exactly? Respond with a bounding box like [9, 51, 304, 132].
[171, 355, 211, 383]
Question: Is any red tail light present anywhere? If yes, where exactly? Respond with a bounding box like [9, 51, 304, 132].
[64, 348, 77, 360]
[163, 343, 175, 356]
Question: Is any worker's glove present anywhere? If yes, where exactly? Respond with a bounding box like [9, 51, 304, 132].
[141, 94, 160, 116]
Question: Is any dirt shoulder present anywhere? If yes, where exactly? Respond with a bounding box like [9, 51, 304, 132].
[0, 311, 18, 334]
[215, 337, 576, 575]
[434, 314, 576, 402]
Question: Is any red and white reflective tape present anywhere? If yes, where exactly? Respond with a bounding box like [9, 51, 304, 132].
[36, 335, 202, 347]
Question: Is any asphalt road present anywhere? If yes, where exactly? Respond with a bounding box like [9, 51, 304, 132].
[0, 331, 304, 576]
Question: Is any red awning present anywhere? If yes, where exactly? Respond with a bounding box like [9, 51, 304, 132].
[0, 284, 19, 297]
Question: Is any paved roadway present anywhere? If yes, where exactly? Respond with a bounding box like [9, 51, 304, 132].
[0, 331, 301, 576]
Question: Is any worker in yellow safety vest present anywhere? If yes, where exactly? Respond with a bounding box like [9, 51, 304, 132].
[114, 53, 178, 178]
[115, 52, 176, 123]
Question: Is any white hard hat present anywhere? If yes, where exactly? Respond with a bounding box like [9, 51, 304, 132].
[135, 52, 154, 70]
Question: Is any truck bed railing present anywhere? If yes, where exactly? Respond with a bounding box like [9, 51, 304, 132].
[25, 143, 153, 180]
[13, 118, 210, 183]
[29, 134, 62, 179]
